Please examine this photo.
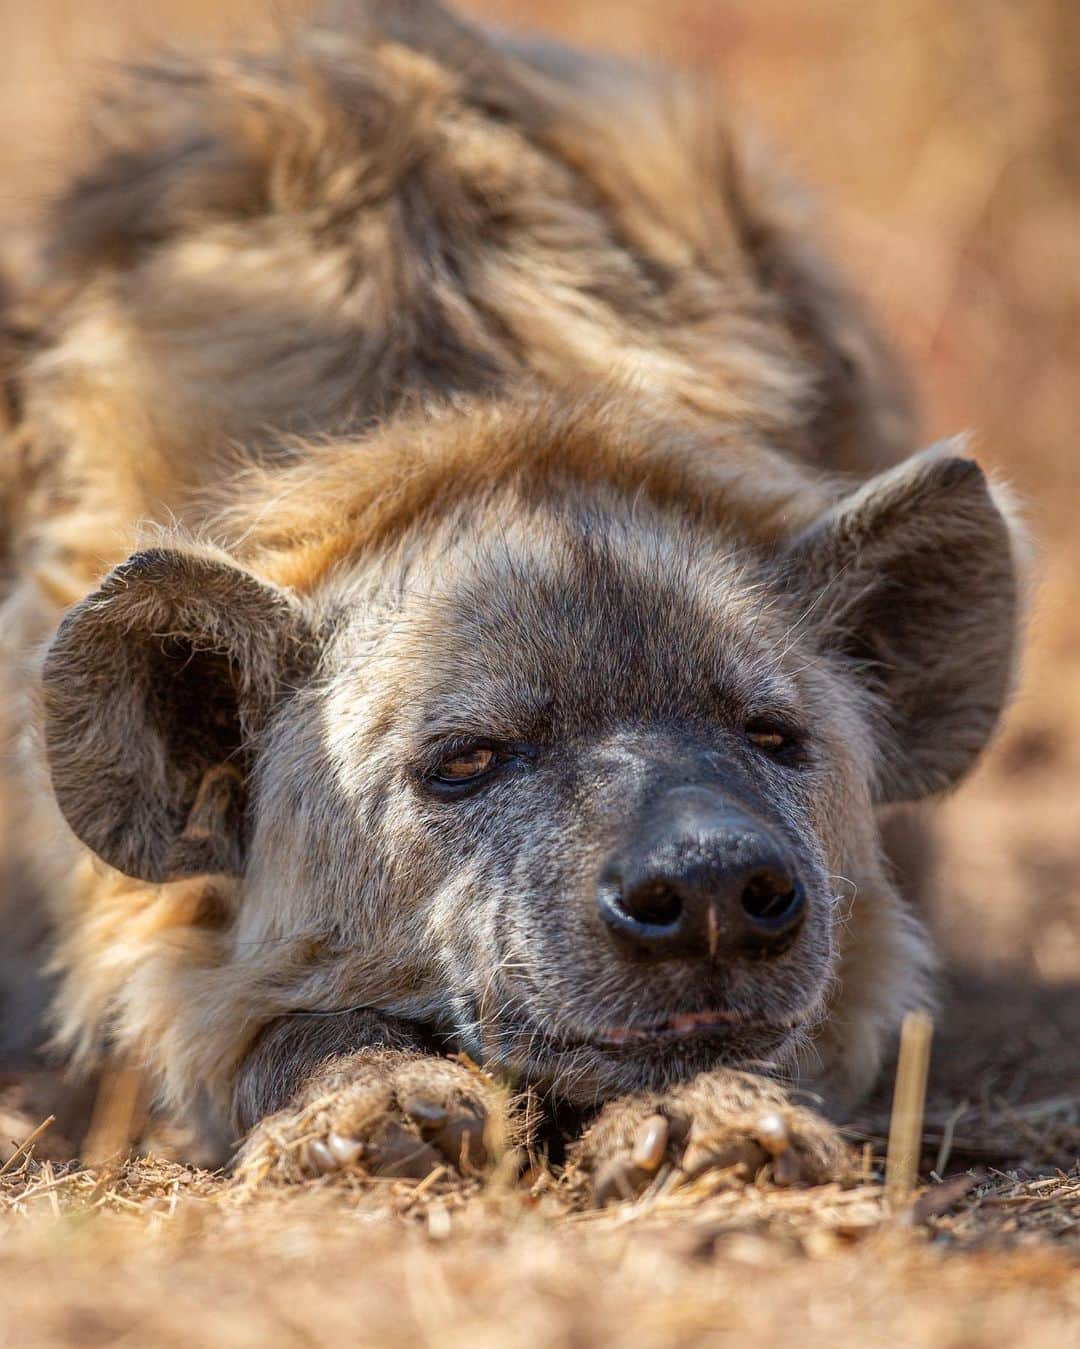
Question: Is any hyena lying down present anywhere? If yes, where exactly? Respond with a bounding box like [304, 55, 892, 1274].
[0, 0, 1023, 1193]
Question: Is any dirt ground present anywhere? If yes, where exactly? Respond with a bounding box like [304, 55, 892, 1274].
[1, 2, 1078, 1345]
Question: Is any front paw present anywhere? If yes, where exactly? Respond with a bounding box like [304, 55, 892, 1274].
[234, 1051, 513, 1186]
[572, 1071, 852, 1206]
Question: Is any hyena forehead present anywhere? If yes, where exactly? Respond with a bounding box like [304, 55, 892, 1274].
[328, 492, 849, 748]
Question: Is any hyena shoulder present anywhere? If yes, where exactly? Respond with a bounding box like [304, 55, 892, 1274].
[22, 0, 909, 519]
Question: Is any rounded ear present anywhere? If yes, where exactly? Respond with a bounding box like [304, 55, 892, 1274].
[786, 445, 1026, 803]
[42, 547, 315, 882]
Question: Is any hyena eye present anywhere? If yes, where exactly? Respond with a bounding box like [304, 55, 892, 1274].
[421, 742, 535, 797]
[744, 717, 804, 762]
[436, 747, 499, 781]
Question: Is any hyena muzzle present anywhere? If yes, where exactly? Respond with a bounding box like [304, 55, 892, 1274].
[0, 0, 1024, 1194]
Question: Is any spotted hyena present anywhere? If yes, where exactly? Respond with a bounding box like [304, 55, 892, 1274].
[0, 0, 1023, 1194]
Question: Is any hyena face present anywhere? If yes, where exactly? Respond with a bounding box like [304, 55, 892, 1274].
[41, 408, 1021, 1111]
[273, 500, 868, 1102]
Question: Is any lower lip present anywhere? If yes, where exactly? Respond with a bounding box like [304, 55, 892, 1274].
[592, 1009, 785, 1047]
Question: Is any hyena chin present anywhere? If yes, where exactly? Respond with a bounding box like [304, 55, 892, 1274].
[3, 1, 1024, 1192]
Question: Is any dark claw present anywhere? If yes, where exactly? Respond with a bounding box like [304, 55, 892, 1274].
[665, 1111, 693, 1148]
[371, 1123, 444, 1179]
[430, 1110, 488, 1171]
[771, 1148, 802, 1186]
[403, 1095, 450, 1130]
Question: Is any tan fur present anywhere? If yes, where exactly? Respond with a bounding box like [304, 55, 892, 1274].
[0, 2, 1021, 1167]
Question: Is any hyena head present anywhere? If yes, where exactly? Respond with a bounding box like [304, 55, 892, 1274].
[41, 402, 1023, 1112]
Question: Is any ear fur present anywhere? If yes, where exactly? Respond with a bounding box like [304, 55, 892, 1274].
[42, 547, 314, 882]
[787, 444, 1026, 802]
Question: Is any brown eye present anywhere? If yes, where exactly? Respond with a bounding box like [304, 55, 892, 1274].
[744, 717, 802, 760]
[746, 726, 786, 751]
[436, 747, 497, 781]
[420, 741, 537, 797]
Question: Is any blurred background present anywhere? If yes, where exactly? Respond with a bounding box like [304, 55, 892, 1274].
[0, 0, 1076, 1103]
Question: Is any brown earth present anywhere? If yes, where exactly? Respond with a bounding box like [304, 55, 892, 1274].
[1, 2, 1077, 1345]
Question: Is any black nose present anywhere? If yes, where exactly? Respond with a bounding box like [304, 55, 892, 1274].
[597, 787, 806, 962]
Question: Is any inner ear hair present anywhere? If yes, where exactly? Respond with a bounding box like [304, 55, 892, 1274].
[161, 750, 248, 880]
[42, 546, 314, 883]
[787, 447, 1024, 803]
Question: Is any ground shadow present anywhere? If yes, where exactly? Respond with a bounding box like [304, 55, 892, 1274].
[850, 966, 1080, 1174]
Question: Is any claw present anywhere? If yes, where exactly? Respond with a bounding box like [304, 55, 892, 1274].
[593, 1155, 651, 1206]
[631, 1114, 669, 1173]
[753, 1112, 790, 1155]
[373, 1123, 444, 1179]
[402, 1093, 487, 1171]
[771, 1149, 802, 1186]
[431, 1111, 487, 1171]
[306, 1138, 339, 1174]
[327, 1132, 364, 1168]
[753, 1111, 801, 1186]
[403, 1096, 450, 1130]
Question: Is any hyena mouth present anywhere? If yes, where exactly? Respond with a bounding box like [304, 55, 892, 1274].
[481, 975, 810, 1064]
[507, 1008, 806, 1063]
[590, 1008, 803, 1047]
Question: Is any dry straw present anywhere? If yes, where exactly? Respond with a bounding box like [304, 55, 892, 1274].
[0, 1114, 55, 1176]
[885, 1010, 934, 1201]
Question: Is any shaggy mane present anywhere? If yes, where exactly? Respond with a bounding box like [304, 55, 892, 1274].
[212, 395, 834, 591]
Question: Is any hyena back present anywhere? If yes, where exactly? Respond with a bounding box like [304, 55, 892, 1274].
[0, 0, 1022, 1188]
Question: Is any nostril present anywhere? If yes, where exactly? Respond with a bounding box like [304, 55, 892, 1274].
[619, 880, 683, 929]
[740, 871, 805, 931]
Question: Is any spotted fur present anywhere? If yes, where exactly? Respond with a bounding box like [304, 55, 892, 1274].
[0, 1, 1024, 1164]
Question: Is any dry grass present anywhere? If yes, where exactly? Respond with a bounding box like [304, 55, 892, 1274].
[1, 1146, 1078, 1348]
[1, 0, 1078, 1343]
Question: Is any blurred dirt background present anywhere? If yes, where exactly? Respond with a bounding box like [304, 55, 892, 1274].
[1, 2, 1077, 1345]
